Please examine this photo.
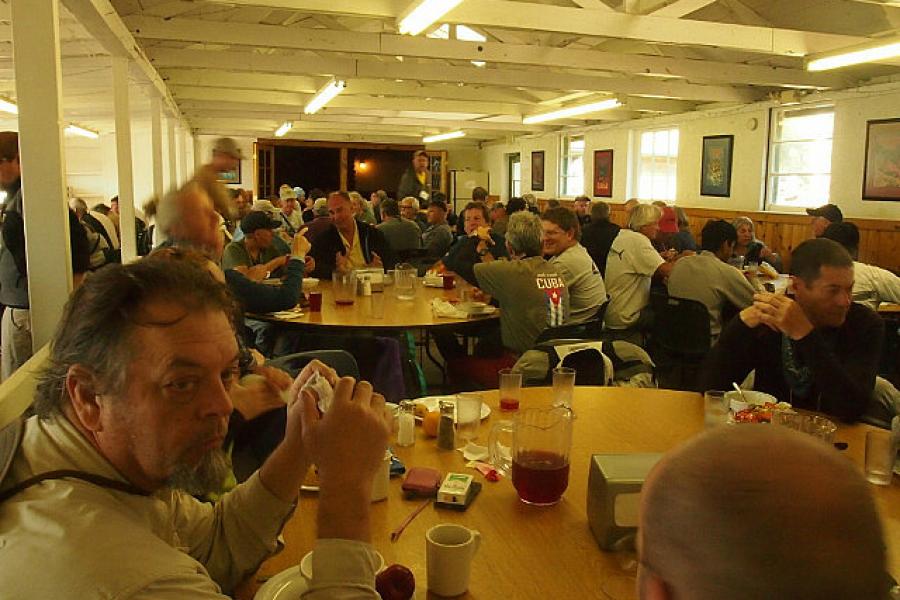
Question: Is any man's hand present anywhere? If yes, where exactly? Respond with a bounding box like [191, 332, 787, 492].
[751, 292, 814, 340]
[304, 255, 316, 273]
[230, 365, 292, 420]
[335, 251, 350, 273]
[246, 265, 269, 281]
[369, 252, 383, 268]
[292, 228, 311, 258]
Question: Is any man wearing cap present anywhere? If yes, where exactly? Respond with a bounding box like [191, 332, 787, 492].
[0, 131, 90, 378]
[807, 203, 843, 237]
[397, 150, 430, 204]
[222, 211, 292, 280]
[191, 137, 243, 221]
[279, 187, 303, 236]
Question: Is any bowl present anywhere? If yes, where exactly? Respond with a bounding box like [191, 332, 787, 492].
[725, 390, 777, 414]
[458, 301, 490, 315]
[301, 277, 320, 292]
[300, 550, 385, 582]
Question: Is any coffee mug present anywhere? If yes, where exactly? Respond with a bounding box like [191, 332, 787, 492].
[426, 523, 481, 597]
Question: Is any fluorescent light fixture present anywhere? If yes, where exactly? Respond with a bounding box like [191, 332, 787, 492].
[64, 124, 99, 139]
[806, 37, 900, 71]
[471, 60, 486, 67]
[0, 98, 18, 115]
[522, 98, 621, 124]
[423, 130, 465, 143]
[275, 121, 293, 137]
[398, 0, 463, 36]
[304, 79, 345, 114]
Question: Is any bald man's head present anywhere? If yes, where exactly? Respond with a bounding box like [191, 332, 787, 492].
[638, 426, 886, 600]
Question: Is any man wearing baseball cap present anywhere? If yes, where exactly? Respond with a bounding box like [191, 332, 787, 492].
[189, 137, 243, 222]
[222, 211, 291, 279]
[806, 203, 842, 237]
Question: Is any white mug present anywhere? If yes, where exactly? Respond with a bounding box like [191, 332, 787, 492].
[426, 523, 481, 597]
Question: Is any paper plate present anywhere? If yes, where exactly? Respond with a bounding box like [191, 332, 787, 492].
[254, 566, 308, 600]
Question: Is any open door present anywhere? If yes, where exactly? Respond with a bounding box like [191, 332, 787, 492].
[255, 142, 275, 199]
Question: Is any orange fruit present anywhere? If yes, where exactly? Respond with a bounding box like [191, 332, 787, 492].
[422, 410, 440, 437]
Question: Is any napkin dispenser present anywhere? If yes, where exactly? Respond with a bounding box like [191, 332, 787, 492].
[587, 453, 661, 551]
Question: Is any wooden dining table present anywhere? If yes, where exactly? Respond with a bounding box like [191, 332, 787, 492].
[237, 387, 900, 600]
[251, 279, 499, 333]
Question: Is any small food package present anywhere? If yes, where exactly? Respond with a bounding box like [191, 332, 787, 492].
[302, 371, 334, 414]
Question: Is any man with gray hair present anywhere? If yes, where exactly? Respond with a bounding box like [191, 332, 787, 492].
[474, 211, 570, 354]
[604, 204, 678, 341]
[0, 257, 391, 598]
[638, 425, 888, 600]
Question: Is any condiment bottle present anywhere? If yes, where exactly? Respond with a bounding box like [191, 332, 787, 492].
[397, 401, 416, 447]
[436, 400, 455, 450]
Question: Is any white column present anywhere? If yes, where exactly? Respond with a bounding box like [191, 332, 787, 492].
[113, 57, 137, 262]
[193, 136, 203, 170]
[167, 117, 178, 188]
[179, 127, 189, 181]
[150, 94, 164, 199]
[10, 0, 71, 349]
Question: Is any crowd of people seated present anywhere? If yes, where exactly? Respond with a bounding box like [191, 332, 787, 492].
[0, 136, 897, 599]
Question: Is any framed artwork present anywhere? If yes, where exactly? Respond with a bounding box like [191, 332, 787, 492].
[700, 135, 734, 197]
[531, 150, 545, 191]
[862, 118, 900, 201]
[593, 149, 613, 197]
[216, 161, 241, 185]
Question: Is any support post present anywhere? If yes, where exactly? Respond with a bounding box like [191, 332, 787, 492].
[10, 0, 71, 349]
[167, 117, 178, 189]
[150, 94, 164, 199]
[113, 56, 137, 262]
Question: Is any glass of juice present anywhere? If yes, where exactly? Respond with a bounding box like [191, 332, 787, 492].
[498, 368, 522, 411]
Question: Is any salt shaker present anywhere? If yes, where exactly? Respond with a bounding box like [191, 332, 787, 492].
[397, 401, 416, 447]
[437, 400, 456, 450]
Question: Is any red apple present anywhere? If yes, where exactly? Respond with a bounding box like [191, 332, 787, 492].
[376, 564, 415, 600]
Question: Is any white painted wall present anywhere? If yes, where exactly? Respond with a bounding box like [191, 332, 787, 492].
[482, 82, 900, 220]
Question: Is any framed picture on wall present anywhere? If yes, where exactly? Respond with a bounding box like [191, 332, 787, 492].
[531, 150, 545, 191]
[216, 161, 241, 185]
[593, 149, 613, 197]
[862, 118, 900, 201]
[700, 135, 733, 197]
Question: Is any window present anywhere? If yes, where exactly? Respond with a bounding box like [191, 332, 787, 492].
[559, 135, 584, 197]
[767, 106, 834, 210]
[508, 153, 521, 198]
[635, 128, 679, 201]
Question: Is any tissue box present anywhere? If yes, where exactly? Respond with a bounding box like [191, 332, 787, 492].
[587, 454, 661, 551]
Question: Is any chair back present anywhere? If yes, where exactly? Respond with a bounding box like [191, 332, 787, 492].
[535, 301, 609, 344]
[649, 294, 711, 357]
[266, 350, 360, 379]
[0, 344, 48, 431]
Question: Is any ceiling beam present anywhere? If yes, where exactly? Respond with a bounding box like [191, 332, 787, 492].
[160, 68, 544, 104]
[149, 48, 759, 103]
[569, 0, 614, 10]
[128, 15, 849, 89]
[205, 0, 868, 56]
[648, 0, 717, 17]
[60, 0, 184, 122]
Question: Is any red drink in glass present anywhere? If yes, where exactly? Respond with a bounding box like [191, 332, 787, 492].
[499, 397, 519, 411]
[442, 273, 455, 290]
[308, 291, 323, 312]
[511, 450, 569, 505]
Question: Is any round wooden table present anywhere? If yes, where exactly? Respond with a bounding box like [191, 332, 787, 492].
[238, 388, 900, 600]
[251, 280, 499, 332]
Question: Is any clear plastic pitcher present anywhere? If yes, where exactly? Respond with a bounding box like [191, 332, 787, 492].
[394, 263, 417, 300]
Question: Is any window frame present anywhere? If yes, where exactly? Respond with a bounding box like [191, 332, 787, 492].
[764, 104, 835, 212]
[559, 134, 585, 198]
[507, 153, 521, 199]
[634, 127, 680, 203]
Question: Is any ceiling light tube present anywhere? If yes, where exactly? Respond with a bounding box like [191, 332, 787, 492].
[275, 121, 293, 137]
[398, 0, 463, 36]
[64, 124, 100, 139]
[806, 38, 900, 71]
[0, 98, 18, 115]
[423, 130, 465, 143]
[522, 99, 621, 124]
[304, 79, 345, 114]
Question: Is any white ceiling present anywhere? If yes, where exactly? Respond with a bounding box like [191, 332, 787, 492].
[3, 0, 900, 144]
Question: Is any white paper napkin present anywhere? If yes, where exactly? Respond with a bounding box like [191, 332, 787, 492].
[431, 298, 467, 319]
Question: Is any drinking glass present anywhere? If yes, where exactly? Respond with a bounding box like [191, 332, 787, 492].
[455, 393, 482, 443]
[332, 271, 357, 305]
[703, 390, 729, 428]
[394, 264, 416, 300]
[498, 368, 522, 411]
[307, 291, 323, 312]
[865, 430, 894, 486]
[552, 367, 576, 409]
